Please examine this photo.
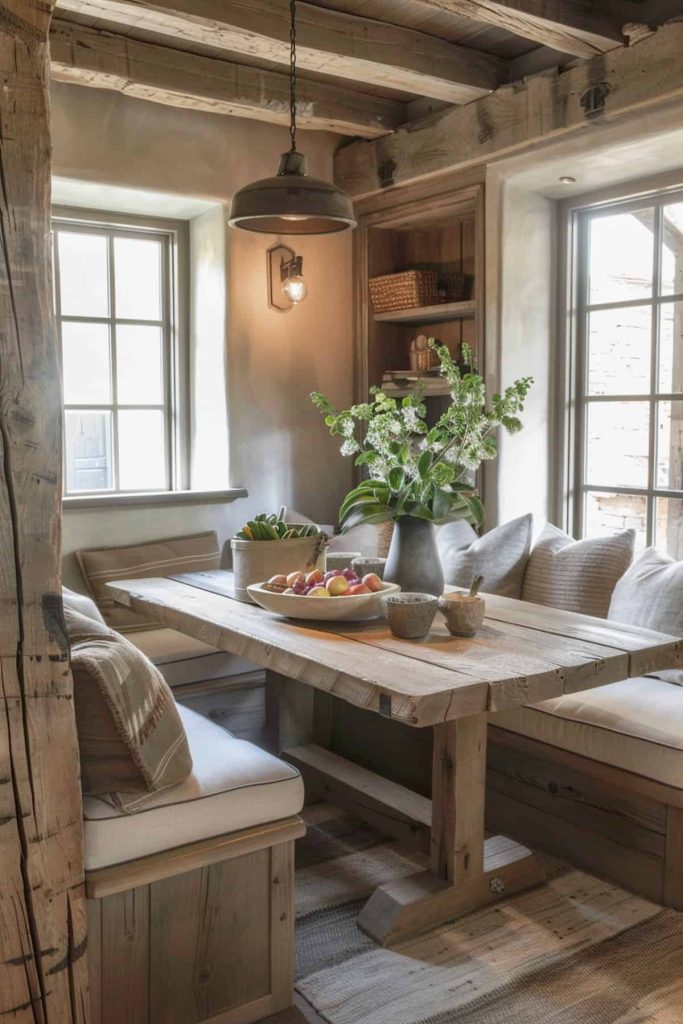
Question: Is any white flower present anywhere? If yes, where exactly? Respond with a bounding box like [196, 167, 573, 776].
[402, 406, 420, 431]
[340, 418, 354, 438]
[340, 439, 359, 456]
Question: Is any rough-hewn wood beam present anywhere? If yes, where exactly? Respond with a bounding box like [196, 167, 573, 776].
[413, 0, 627, 58]
[335, 22, 683, 198]
[0, 2, 89, 1022]
[49, 20, 403, 137]
[55, 0, 507, 103]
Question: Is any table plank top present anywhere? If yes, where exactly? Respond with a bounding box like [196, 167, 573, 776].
[108, 572, 683, 728]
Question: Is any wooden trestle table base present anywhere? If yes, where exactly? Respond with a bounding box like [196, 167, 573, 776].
[108, 571, 683, 946]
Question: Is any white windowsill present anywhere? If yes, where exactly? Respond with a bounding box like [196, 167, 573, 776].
[62, 488, 248, 511]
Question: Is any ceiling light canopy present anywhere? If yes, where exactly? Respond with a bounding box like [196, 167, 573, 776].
[228, 0, 356, 236]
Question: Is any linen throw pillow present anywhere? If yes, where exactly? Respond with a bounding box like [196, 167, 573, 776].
[63, 585, 106, 624]
[437, 514, 533, 598]
[77, 531, 221, 632]
[66, 607, 192, 803]
[608, 547, 683, 684]
[522, 523, 635, 618]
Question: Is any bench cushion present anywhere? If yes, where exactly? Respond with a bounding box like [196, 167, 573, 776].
[128, 627, 254, 687]
[83, 705, 304, 870]
[491, 676, 683, 788]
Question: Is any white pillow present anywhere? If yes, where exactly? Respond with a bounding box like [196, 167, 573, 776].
[523, 523, 635, 618]
[608, 547, 683, 685]
[438, 514, 533, 598]
[62, 586, 106, 625]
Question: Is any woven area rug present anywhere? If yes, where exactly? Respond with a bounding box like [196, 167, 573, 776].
[295, 803, 683, 1024]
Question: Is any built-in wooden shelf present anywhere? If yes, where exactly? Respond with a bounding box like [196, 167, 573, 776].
[382, 381, 452, 398]
[372, 300, 476, 325]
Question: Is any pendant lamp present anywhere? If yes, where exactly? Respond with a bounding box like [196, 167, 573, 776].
[228, 0, 357, 235]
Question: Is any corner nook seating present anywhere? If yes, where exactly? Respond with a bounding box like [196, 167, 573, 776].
[65, 553, 305, 1024]
[84, 704, 304, 1024]
[67, 516, 683, 1024]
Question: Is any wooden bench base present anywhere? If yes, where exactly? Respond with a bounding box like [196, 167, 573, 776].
[86, 817, 305, 1024]
[487, 727, 683, 909]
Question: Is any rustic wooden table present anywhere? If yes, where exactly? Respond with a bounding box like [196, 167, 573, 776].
[108, 570, 683, 946]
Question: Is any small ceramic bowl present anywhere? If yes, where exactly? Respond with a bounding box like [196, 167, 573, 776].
[352, 556, 387, 580]
[383, 591, 438, 640]
[325, 551, 362, 572]
[438, 592, 486, 637]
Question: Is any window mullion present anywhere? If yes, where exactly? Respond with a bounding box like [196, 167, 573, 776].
[646, 206, 663, 546]
[108, 232, 119, 493]
[574, 211, 590, 538]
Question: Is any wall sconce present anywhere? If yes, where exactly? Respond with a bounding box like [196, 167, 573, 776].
[267, 243, 308, 312]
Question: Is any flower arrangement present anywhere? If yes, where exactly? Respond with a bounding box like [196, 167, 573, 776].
[311, 341, 532, 531]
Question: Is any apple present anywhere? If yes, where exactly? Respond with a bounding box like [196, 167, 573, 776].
[283, 587, 297, 595]
[308, 585, 330, 597]
[347, 583, 371, 596]
[287, 571, 305, 587]
[362, 573, 382, 593]
[327, 575, 350, 596]
[268, 574, 288, 587]
[306, 568, 324, 586]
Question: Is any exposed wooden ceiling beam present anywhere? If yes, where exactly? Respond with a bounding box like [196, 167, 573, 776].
[334, 22, 683, 197]
[55, 0, 507, 103]
[413, 0, 627, 58]
[49, 20, 404, 138]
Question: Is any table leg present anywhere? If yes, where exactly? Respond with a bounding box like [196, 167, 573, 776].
[358, 712, 545, 947]
[265, 669, 315, 756]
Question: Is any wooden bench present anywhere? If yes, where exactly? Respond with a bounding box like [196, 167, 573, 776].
[84, 705, 305, 1024]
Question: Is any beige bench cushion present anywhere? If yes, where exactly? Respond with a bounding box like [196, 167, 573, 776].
[83, 705, 304, 871]
[128, 628, 256, 687]
[491, 677, 683, 788]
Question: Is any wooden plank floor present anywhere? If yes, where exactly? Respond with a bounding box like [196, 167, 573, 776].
[264, 992, 327, 1024]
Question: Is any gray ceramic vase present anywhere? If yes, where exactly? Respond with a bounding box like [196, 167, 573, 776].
[384, 516, 445, 597]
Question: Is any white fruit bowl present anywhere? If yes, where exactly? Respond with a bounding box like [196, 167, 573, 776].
[247, 581, 401, 622]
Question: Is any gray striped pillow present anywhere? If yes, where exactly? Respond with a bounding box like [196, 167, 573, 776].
[522, 524, 635, 618]
[77, 531, 221, 632]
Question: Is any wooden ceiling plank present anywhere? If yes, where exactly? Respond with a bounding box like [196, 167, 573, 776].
[412, 0, 627, 58]
[334, 22, 683, 197]
[54, 0, 507, 103]
[49, 19, 404, 137]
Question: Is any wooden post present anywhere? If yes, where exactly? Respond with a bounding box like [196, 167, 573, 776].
[0, 3, 89, 1021]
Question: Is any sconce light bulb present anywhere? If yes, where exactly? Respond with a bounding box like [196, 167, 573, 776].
[282, 274, 308, 304]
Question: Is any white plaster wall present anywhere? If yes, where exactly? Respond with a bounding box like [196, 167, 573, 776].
[190, 206, 230, 490]
[484, 175, 554, 530]
[51, 83, 354, 572]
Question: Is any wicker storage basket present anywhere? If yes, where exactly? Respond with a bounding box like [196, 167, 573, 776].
[369, 270, 438, 313]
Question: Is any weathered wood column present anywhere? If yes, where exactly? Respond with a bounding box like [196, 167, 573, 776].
[0, 2, 89, 1021]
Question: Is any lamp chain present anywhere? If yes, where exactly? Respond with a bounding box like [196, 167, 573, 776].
[289, 0, 297, 152]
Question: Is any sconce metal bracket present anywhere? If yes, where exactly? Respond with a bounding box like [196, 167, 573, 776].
[267, 243, 296, 312]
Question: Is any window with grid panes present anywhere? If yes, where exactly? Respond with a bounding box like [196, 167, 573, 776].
[54, 220, 175, 495]
[573, 190, 683, 558]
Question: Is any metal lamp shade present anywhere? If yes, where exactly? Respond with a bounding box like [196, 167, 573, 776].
[228, 151, 356, 235]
